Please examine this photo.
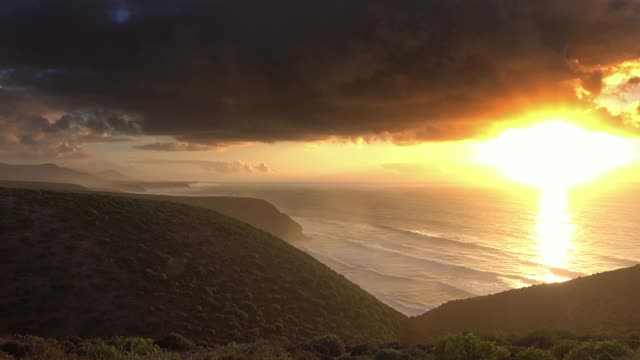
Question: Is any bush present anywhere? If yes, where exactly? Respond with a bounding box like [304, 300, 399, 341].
[77, 342, 124, 360]
[551, 340, 579, 359]
[515, 348, 554, 360]
[309, 334, 345, 357]
[405, 346, 432, 360]
[213, 342, 251, 359]
[351, 343, 377, 356]
[374, 348, 409, 360]
[109, 337, 160, 355]
[0, 340, 30, 358]
[564, 340, 635, 360]
[511, 330, 572, 350]
[434, 333, 510, 360]
[154, 333, 194, 351]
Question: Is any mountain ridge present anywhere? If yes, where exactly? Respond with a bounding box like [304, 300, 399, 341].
[0, 187, 407, 344]
[0, 179, 306, 242]
[408, 264, 640, 341]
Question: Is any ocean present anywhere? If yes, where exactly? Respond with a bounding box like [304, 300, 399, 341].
[158, 183, 640, 316]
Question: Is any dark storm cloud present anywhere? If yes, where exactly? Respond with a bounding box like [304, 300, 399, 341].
[1, 0, 640, 148]
[0, 86, 139, 159]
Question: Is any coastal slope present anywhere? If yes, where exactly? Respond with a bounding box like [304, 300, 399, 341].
[140, 194, 306, 242]
[0, 188, 406, 344]
[409, 265, 640, 340]
[0, 179, 306, 242]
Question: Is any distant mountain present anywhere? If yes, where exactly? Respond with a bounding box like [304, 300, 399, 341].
[0, 180, 89, 192]
[97, 169, 130, 181]
[0, 163, 141, 192]
[0, 163, 102, 187]
[0, 188, 407, 344]
[408, 265, 640, 340]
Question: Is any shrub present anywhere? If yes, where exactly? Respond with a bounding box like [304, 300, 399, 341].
[551, 340, 579, 359]
[433, 333, 510, 360]
[309, 334, 345, 357]
[515, 348, 554, 360]
[0, 340, 30, 358]
[77, 342, 124, 360]
[564, 340, 634, 360]
[246, 341, 292, 360]
[154, 333, 194, 351]
[511, 330, 575, 351]
[351, 343, 377, 356]
[109, 337, 160, 355]
[213, 342, 250, 359]
[374, 348, 409, 360]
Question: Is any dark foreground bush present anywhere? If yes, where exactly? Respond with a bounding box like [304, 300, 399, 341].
[564, 340, 634, 360]
[434, 333, 510, 360]
[551, 340, 580, 359]
[374, 348, 409, 360]
[351, 343, 377, 356]
[154, 333, 195, 351]
[310, 334, 345, 357]
[515, 347, 554, 360]
[3, 332, 640, 360]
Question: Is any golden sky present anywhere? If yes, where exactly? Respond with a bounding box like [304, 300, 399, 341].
[2, 2, 640, 184]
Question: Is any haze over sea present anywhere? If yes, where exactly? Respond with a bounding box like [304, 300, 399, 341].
[158, 183, 640, 316]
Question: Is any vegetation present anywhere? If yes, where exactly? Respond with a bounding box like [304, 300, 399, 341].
[409, 265, 640, 340]
[0, 187, 405, 344]
[0, 179, 306, 242]
[2, 332, 640, 360]
[130, 194, 306, 242]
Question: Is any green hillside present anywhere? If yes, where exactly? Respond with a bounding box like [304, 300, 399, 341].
[0, 188, 406, 344]
[131, 194, 306, 242]
[409, 265, 640, 341]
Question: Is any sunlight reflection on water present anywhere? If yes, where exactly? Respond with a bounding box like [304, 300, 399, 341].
[533, 186, 576, 282]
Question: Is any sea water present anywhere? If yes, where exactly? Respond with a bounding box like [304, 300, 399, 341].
[160, 183, 640, 316]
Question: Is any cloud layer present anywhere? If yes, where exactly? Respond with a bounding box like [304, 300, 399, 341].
[1, 0, 640, 157]
[138, 160, 271, 173]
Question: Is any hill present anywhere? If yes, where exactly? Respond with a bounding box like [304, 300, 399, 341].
[0, 163, 146, 192]
[140, 194, 306, 242]
[0, 187, 406, 344]
[96, 169, 130, 181]
[408, 265, 640, 341]
[0, 163, 102, 186]
[0, 180, 89, 192]
[0, 180, 305, 242]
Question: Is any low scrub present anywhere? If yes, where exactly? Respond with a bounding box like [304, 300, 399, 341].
[2, 332, 639, 360]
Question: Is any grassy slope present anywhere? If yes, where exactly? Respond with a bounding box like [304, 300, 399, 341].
[409, 265, 640, 341]
[0, 180, 306, 242]
[129, 194, 306, 242]
[0, 188, 406, 344]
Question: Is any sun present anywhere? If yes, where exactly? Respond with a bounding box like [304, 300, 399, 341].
[476, 121, 635, 189]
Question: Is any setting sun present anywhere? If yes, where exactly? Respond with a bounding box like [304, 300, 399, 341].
[476, 121, 635, 189]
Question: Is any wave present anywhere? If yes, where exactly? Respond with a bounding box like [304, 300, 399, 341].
[596, 254, 640, 268]
[338, 236, 530, 283]
[297, 242, 480, 294]
[379, 224, 506, 254]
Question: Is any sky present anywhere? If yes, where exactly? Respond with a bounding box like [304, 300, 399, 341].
[1, 0, 640, 182]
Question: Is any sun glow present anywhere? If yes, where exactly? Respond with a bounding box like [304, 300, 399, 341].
[477, 121, 635, 282]
[476, 121, 634, 189]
